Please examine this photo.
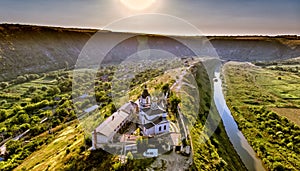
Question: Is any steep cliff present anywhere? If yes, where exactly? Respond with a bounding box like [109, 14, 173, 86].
[0, 24, 96, 81]
[0, 24, 299, 81]
[209, 36, 300, 61]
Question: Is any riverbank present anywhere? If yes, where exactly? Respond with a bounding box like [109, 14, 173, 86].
[177, 60, 247, 170]
[223, 62, 300, 170]
[214, 67, 265, 171]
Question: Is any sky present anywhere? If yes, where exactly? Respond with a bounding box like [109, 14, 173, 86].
[0, 0, 299, 35]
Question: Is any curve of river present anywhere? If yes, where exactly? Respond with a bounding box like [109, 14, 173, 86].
[213, 66, 265, 171]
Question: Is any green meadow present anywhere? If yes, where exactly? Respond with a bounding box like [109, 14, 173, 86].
[223, 61, 300, 170]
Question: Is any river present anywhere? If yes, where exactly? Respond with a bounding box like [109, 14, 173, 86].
[213, 65, 265, 171]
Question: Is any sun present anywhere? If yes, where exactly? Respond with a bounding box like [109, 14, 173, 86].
[120, 0, 156, 11]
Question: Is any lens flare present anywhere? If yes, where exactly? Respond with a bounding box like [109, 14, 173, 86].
[120, 0, 156, 11]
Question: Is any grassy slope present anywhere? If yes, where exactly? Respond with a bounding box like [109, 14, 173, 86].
[223, 62, 300, 170]
[12, 60, 248, 171]
[179, 60, 247, 170]
[11, 69, 171, 171]
[15, 122, 117, 171]
[15, 122, 84, 170]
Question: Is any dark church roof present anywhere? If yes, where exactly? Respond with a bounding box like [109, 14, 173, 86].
[144, 122, 155, 129]
[142, 107, 166, 116]
[152, 116, 168, 125]
[143, 116, 168, 129]
[141, 86, 150, 98]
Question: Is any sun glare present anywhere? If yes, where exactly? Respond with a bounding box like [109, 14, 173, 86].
[120, 0, 156, 11]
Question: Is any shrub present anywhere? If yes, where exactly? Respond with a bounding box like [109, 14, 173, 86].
[66, 148, 70, 154]
[20, 102, 27, 107]
[18, 113, 30, 124]
[41, 86, 48, 91]
[273, 162, 285, 171]
[27, 74, 39, 80]
[84, 136, 92, 147]
[79, 145, 86, 153]
[0, 109, 8, 122]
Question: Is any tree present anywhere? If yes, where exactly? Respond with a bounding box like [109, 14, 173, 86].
[27, 74, 39, 80]
[169, 93, 181, 114]
[18, 113, 30, 124]
[28, 86, 36, 93]
[41, 86, 47, 91]
[31, 94, 42, 103]
[30, 115, 41, 124]
[84, 136, 92, 146]
[16, 76, 27, 84]
[66, 148, 70, 154]
[20, 123, 31, 131]
[20, 102, 27, 107]
[0, 82, 9, 89]
[0, 100, 7, 106]
[273, 162, 285, 171]
[6, 140, 21, 156]
[161, 83, 170, 95]
[47, 86, 61, 96]
[108, 103, 116, 115]
[126, 151, 133, 160]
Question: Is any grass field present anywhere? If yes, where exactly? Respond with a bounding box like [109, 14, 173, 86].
[14, 121, 120, 171]
[223, 62, 300, 170]
[224, 62, 300, 125]
[15, 122, 85, 171]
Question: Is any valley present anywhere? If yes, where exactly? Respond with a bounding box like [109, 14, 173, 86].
[0, 24, 299, 171]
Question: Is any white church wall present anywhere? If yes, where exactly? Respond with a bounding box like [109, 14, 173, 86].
[145, 126, 156, 135]
[155, 122, 170, 134]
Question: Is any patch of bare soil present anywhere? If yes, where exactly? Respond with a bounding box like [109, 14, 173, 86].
[270, 107, 300, 126]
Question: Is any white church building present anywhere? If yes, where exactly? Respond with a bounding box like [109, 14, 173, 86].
[91, 86, 170, 149]
[138, 87, 170, 136]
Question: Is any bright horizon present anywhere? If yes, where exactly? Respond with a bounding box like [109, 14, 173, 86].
[0, 0, 299, 36]
[2, 21, 299, 37]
